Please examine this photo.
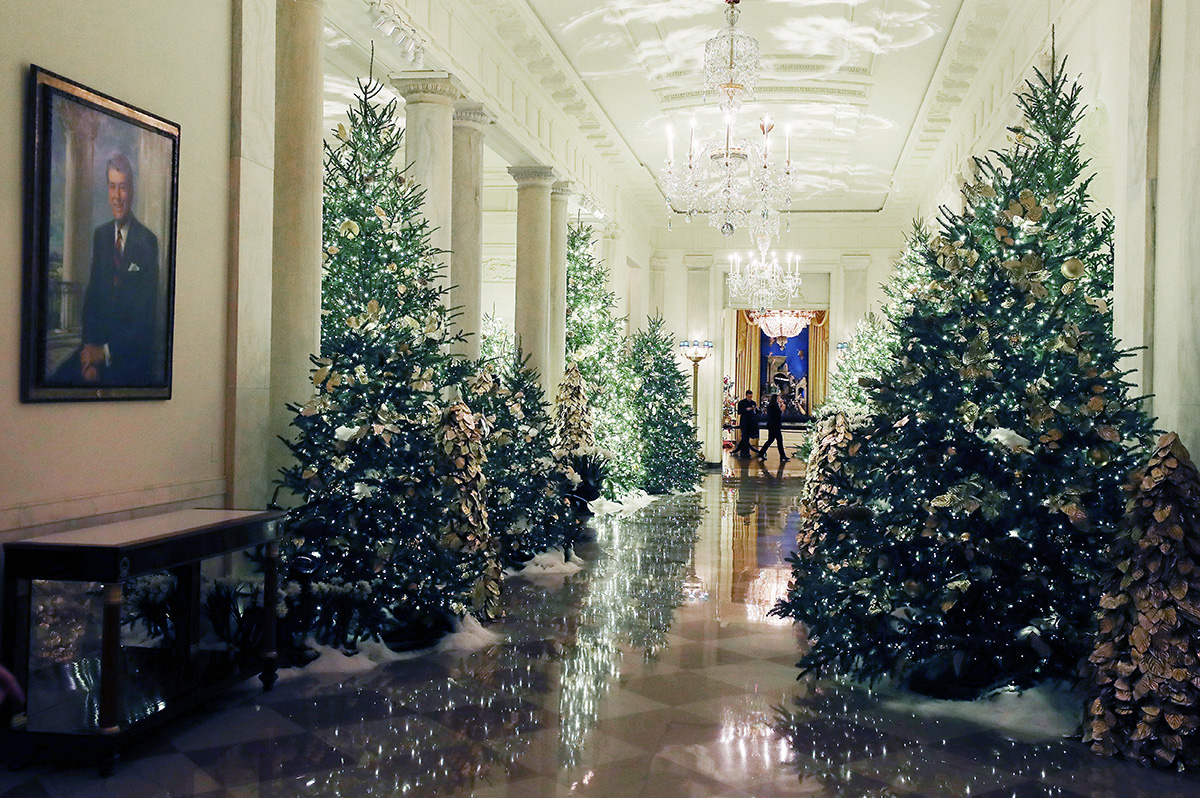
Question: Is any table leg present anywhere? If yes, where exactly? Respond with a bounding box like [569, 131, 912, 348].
[260, 541, 278, 692]
[1, 571, 30, 728]
[98, 584, 123, 733]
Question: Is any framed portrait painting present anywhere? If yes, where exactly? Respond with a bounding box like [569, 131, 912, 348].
[20, 66, 179, 402]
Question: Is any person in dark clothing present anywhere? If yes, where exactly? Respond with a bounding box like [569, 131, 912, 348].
[733, 390, 758, 458]
[757, 394, 789, 462]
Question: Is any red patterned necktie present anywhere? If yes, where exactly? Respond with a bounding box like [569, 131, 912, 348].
[113, 228, 124, 286]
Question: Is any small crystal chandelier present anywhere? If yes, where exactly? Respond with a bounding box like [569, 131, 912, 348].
[704, 0, 759, 116]
[748, 309, 820, 343]
[727, 250, 802, 311]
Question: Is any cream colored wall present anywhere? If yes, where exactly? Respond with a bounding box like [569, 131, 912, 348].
[0, 1, 235, 535]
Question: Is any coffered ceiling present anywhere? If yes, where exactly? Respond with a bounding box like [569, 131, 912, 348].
[517, 0, 965, 213]
[325, 0, 1023, 229]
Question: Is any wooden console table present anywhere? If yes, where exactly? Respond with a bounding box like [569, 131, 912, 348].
[1, 508, 285, 771]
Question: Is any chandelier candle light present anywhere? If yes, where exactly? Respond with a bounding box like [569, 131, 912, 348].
[679, 339, 714, 416]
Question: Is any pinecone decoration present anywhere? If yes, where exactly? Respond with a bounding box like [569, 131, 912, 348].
[1087, 433, 1200, 768]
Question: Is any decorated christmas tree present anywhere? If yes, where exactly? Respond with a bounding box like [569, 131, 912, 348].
[776, 60, 1152, 695]
[795, 412, 869, 560]
[566, 223, 642, 496]
[468, 349, 583, 565]
[1087, 434, 1200, 769]
[276, 77, 492, 649]
[821, 312, 893, 419]
[795, 227, 929, 465]
[479, 312, 513, 364]
[627, 315, 703, 494]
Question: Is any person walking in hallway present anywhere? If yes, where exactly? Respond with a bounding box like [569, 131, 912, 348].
[757, 393, 788, 462]
[733, 390, 758, 458]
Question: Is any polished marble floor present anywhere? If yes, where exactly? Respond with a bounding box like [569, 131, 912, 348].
[5, 467, 1200, 797]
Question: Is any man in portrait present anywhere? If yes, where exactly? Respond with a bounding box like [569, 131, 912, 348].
[52, 152, 160, 386]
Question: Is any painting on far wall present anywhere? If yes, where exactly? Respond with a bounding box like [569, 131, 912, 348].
[760, 329, 809, 422]
[20, 65, 179, 402]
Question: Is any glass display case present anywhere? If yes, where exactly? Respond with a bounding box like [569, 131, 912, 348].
[2, 508, 284, 771]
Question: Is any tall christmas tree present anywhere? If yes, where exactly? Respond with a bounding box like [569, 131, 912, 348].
[565, 223, 642, 496]
[821, 311, 893, 420]
[469, 349, 582, 565]
[277, 77, 493, 649]
[776, 60, 1152, 695]
[627, 316, 703, 494]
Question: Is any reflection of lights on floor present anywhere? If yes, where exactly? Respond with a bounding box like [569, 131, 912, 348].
[569, 770, 594, 791]
[682, 572, 708, 603]
[744, 566, 793, 625]
[719, 702, 792, 766]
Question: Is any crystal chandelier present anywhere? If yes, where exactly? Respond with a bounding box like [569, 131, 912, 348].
[663, 118, 793, 242]
[661, 0, 793, 246]
[727, 250, 802, 311]
[748, 309, 820, 342]
[704, 0, 759, 116]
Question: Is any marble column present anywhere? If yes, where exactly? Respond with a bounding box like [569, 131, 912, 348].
[227, 0, 276, 508]
[547, 181, 571, 394]
[626, 260, 647, 333]
[838, 255, 871, 343]
[508, 166, 556, 386]
[392, 72, 463, 295]
[60, 107, 98, 289]
[601, 223, 627, 322]
[269, 0, 322, 500]
[1154, 0, 1200, 449]
[451, 102, 488, 359]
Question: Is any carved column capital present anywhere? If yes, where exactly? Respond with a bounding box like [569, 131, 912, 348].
[507, 165, 556, 187]
[391, 70, 465, 106]
[453, 101, 490, 130]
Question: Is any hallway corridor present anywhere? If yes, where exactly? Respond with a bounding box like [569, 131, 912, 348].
[4, 470, 1200, 797]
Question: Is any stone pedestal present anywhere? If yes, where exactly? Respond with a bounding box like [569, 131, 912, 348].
[508, 166, 556, 386]
[392, 72, 463, 295]
[451, 103, 488, 359]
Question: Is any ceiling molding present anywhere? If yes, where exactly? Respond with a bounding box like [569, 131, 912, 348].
[886, 0, 1016, 211]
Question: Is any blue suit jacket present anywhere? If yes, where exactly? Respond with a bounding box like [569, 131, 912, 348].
[81, 216, 161, 385]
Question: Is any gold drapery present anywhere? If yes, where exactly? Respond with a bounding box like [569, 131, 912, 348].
[734, 310, 761, 402]
[808, 310, 829, 411]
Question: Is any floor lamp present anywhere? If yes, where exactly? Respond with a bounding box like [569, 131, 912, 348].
[680, 339, 714, 416]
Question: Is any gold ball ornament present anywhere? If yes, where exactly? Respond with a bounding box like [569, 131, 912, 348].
[1061, 258, 1086, 279]
[1089, 446, 1110, 466]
